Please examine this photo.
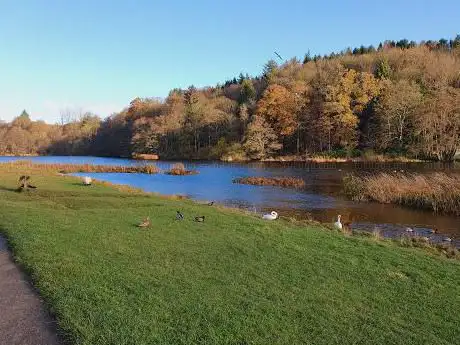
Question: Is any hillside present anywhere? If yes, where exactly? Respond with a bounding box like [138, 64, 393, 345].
[1, 36, 460, 161]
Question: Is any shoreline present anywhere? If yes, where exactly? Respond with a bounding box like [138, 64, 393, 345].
[0, 154, 430, 163]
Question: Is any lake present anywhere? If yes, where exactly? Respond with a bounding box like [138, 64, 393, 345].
[1, 156, 459, 244]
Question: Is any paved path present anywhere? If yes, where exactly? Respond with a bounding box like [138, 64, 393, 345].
[0, 235, 61, 345]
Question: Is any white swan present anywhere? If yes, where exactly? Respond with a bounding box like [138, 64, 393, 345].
[334, 215, 342, 229]
[262, 211, 278, 220]
[82, 176, 92, 185]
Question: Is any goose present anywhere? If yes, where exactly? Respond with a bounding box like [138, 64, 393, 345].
[207, 201, 214, 206]
[443, 237, 452, 242]
[195, 216, 205, 222]
[176, 211, 184, 220]
[334, 215, 342, 229]
[137, 217, 150, 228]
[262, 211, 278, 220]
[18, 175, 36, 189]
[82, 176, 92, 186]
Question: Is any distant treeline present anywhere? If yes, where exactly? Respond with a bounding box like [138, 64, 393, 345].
[1, 35, 459, 161]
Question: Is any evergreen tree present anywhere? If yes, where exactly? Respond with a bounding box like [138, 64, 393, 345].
[263, 59, 278, 84]
[303, 51, 312, 64]
[375, 59, 391, 80]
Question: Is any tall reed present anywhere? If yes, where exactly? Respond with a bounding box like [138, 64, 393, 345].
[343, 172, 460, 215]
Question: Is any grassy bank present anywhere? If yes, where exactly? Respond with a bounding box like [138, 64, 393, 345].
[344, 172, 460, 215]
[0, 165, 459, 344]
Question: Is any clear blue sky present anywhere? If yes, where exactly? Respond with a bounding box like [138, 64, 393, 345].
[0, 0, 459, 123]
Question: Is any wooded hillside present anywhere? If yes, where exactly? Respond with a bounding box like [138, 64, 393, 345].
[2, 36, 459, 161]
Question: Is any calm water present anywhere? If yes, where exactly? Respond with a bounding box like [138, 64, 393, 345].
[1, 156, 459, 243]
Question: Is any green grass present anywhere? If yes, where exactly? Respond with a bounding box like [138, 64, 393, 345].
[0, 167, 459, 344]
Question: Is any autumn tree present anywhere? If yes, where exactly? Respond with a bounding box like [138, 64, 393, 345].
[256, 84, 298, 140]
[243, 115, 281, 159]
[373, 80, 422, 152]
[183, 86, 204, 153]
[416, 87, 460, 161]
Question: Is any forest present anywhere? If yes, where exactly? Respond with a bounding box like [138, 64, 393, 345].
[1, 36, 460, 161]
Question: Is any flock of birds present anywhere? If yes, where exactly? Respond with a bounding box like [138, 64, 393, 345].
[79, 175, 454, 243]
[333, 214, 453, 243]
[137, 205, 279, 228]
[137, 205, 210, 228]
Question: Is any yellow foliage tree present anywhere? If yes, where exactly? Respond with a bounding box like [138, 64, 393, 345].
[256, 84, 298, 137]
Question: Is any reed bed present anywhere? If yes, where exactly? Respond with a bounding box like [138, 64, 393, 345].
[0, 160, 159, 174]
[165, 163, 199, 176]
[343, 172, 460, 215]
[233, 176, 306, 189]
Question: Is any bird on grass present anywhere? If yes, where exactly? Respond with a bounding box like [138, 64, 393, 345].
[82, 176, 92, 186]
[334, 215, 342, 229]
[207, 201, 214, 206]
[262, 211, 279, 220]
[137, 217, 150, 228]
[18, 175, 36, 189]
[195, 216, 205, 222]
[176, 211, 184, 220]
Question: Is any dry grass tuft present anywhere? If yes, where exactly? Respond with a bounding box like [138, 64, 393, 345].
[371, 228, 383, 241]
[343, 172, 460, 215]
[0, 160, 159, 174]
[166, 163, 199, 176]
[233, 176, 306, 189]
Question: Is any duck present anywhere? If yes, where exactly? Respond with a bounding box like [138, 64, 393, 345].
[405, 227, 414, 233]
[429, 228, 438, 234]
[443, 237, 452, 242]
[137, 217, 150, 228]
[82, 176, 92, 186]
[176, 211, 184, 220]
[195, 216, 205, 222]
[334, 215, 342, 229]
[262, 211, 278, 220]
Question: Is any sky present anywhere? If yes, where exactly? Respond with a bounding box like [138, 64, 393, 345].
[0, 0, 459, 123]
